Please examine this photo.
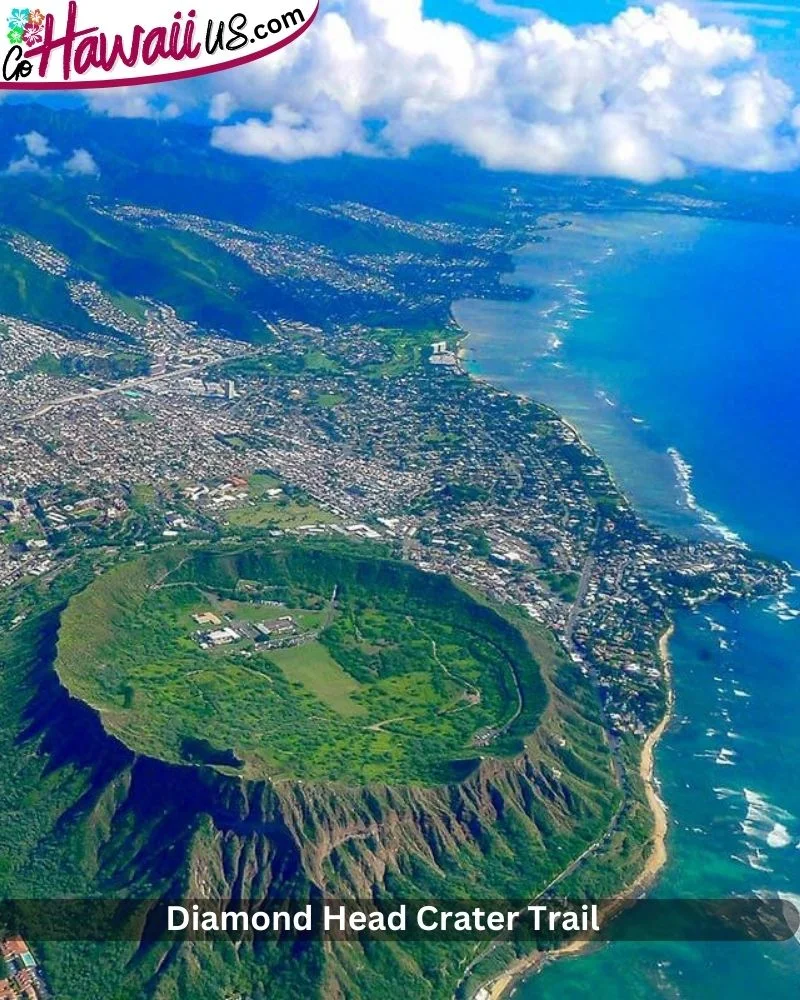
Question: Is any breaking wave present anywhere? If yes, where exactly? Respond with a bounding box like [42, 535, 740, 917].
[741, 789, 794, 849]
[667, 447, 744, 545]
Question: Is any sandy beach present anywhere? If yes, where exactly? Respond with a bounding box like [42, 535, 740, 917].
[476, 624, 676, 1000]
[456, 315, 677, 1000]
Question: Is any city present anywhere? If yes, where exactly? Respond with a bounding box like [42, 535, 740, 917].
[0, 213, 786, 744]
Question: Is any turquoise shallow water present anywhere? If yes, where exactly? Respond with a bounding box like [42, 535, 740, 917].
[453, 212, 800, 998]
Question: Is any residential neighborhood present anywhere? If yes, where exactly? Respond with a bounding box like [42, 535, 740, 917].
[0, 938, 48, 1000]
[0, 225, 786, 740]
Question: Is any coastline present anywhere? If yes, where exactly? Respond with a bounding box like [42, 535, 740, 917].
[476, 623, 675, 1000]
[451, 221, 800, 1000]
[454, 327, 632, 510]
[454, 312, 677, 1000]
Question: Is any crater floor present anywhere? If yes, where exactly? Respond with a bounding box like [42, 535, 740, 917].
[55, 543, 546, 784]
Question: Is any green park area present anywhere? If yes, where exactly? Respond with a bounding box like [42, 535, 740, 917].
[54, 544, 546, 784]
[221, 473, 340, 530]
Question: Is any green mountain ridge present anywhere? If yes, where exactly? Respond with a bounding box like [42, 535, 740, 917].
[0, 544, 643, 1000]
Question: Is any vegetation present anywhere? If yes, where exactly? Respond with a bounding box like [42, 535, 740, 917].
[0, 112, 665, 997]
[0, 242, 90, 333]
[55, 543, 547, 784]
[541, 570, 581, 602]
[0, 547, 645, 1000]
[223, 497, 337, 531]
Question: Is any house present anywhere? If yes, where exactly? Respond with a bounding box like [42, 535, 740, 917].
[0, 939, 28, 964]
[193, 612, 222, 626]
[0, 936, 45, 1000]
[207, 627, 240, 646]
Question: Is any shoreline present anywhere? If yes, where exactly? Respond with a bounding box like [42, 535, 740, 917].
[451, 309, 700, 999]
[475, 623, 675, 1000]
[454, 325, 640, 521]
[454, 304, 678, 998]
[454, 319, 731, 551]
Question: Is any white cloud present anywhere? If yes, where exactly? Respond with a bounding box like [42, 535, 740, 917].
[15, 130, 56, 158]
[467, 0, 541, 23]
[75, 1, 800, 182]
[199, 0, 800, 181]
[6, 155, 47, 175]
[64, 148, 100, 176]
[85, 87, 182, 120]
[209, 91, 238, 122]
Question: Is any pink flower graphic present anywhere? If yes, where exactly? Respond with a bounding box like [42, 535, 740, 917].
[23, 21, 41, 45]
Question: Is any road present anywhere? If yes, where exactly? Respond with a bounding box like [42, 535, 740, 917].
[455, 522, 630, 999]
[15, 357, 235, 423]
[453, 792, 626, 996]
[564, 553, 594, 645]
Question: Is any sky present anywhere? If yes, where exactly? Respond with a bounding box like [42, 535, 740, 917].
[425, 1, 630, 33]
[430, 0, 800, 91]
[10, 0, 800, 183]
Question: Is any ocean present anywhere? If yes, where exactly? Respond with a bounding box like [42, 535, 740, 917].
[452, 211, 800, 997]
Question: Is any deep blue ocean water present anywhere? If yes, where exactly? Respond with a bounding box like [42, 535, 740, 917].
[453, 212, 800, 997]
